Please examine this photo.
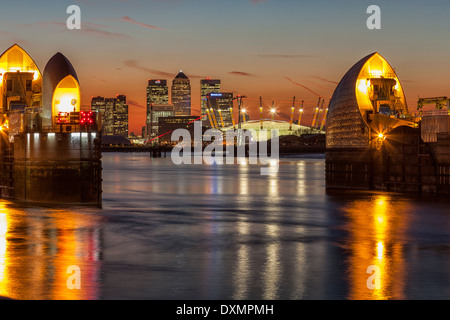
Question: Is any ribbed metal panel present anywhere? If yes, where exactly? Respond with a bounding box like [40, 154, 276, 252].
[326, 53, 376, 149]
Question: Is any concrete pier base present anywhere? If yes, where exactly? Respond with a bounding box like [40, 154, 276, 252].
[11, 131, 102, 205]
[326, 126, 450, 195]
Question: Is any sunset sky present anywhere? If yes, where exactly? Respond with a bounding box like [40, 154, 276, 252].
[1, 0, 450, 134]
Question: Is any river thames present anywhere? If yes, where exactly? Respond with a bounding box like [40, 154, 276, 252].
[0, 153, 448, 300]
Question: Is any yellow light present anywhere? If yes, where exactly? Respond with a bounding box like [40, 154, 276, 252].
[358, 79, 368, 93]
[52, 75, 80, 125]
[376, 241, 384, 260]
[371, 70, 383, 78]
[378, 133, 384, 139]
[241, 108, 246, 113]
[56, 95, 77, 113]
[299, 109, 303, 113]
[270, 108, 276, 114]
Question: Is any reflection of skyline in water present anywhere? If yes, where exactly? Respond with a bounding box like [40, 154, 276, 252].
[0, 153, 448, 299]
[0, 202, 102, 300]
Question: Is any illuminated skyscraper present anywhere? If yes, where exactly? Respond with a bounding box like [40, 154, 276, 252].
[207, 92, 234, 128]
[200, 78, 220, 117]
[104, 98, 115, 135]
[146, 103, 174, 139]
[147, 79, 168, 106]
[158, 115, 197, 144]
[171, 71, 191, 116]
[91, 96, 106, 120]
[110, 95, 128, 137]
[91, 95, 128, 137]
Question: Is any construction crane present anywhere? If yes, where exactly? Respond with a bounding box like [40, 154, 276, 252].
[417, 96, 449, 111]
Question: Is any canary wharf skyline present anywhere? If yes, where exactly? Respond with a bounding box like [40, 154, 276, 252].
[2, 0, 450, 133]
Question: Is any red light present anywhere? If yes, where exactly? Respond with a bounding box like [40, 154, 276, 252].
[80, 111, 96, 126]
[57, 112, 70, 124]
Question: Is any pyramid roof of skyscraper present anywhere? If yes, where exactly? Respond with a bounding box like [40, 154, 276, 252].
[175, 70, 188, 79]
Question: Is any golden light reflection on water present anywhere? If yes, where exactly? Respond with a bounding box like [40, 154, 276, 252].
[0, 210, 9, 296]
[0, 200, 101, 300]
[344, 194, 409, 300]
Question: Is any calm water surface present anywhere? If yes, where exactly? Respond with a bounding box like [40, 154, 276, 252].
[0, 153, 449, 300]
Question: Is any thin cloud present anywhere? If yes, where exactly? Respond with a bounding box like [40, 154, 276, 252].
[309, 81, 330, 91]
[124, 60, 205, 79]
[256, 54, 319, 59]
[228, 71, 255, 77]
[122, 16, 164, 30]
[82, 27, 130, 38]
[16, 21, 130, 39]
[310, 76, 338, 85]
[127, 99, 146, 109]
[284, 76, 322, 97]
[84, 22, 111, 29]
[124, 60, 174, 77]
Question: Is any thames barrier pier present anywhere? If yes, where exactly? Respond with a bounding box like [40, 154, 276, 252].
[326, 52, 450, 194]
[0, 44, 101, 205]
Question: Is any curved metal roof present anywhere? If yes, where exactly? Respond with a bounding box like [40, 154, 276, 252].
[43, 52, 78, 92]
[42, 52, 79, 123]
[326, 52, 409, 149]
[326, 53, 376, 149]
[0, 43, 42, 77]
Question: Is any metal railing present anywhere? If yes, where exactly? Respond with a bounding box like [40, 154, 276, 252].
[421, 110, 450, 117]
